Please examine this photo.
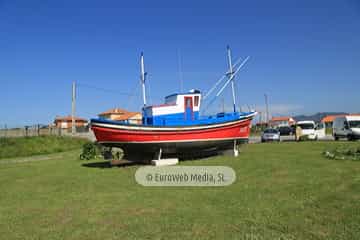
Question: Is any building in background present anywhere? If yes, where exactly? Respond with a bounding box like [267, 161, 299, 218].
[321, 115, 346, 128]
[321, 114, 360, 128]
[269, 116, 296, 128]
[98, 108, 142, 124]
[54, 116, 88, 129]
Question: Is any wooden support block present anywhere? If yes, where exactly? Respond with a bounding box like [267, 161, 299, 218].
[151, 158, 179, 166]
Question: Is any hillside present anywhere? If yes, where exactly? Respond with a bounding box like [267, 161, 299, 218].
[293, 112, 348, 123]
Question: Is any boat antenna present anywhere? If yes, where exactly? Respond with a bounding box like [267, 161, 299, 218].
[227, 46, 236, 113]
[140, 52, 147, 107]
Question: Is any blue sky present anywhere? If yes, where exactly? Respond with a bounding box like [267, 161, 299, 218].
[1, 0, 359, 126]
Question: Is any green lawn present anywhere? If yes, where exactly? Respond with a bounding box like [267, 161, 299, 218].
[0, 136, 89, 159]
[0, 141, 360, 239]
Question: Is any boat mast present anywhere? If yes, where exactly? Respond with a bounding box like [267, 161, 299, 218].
[227, 46, 236, 113]
[140, 52, 147, 107]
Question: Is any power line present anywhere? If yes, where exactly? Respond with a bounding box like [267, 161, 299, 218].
[77, 82, 135, 96]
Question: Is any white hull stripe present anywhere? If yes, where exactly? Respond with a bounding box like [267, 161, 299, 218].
[92, 114, 255, 131]
[98, 136, 248, 144]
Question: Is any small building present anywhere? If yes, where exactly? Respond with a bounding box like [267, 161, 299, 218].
[98, 108, 142, 124]
[322, 114, 360, 128]
[321, 115, 346, 128]
[54, 116, 88, 129]
[269, 116, 296, 128]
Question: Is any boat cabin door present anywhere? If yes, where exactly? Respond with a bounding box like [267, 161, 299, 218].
[184, 97, 193, 120]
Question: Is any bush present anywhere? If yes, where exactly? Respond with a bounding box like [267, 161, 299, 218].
[80, 142, 99, 160]
[323, 144, 360, 161]
[79, 142, 123, 160]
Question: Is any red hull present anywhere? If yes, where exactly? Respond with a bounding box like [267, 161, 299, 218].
[92, 118, 251, 144]
[91, 117, 253, 157]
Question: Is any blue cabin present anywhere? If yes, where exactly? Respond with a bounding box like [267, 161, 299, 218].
[142, 89, 249, 126]
[143, 89, 202, 126]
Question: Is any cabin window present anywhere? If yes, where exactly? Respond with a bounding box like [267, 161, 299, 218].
[165, 95, 177, 104]
[194, 96, 199, 107]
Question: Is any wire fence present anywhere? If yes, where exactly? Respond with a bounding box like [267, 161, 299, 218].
[0, 124, 91, 138]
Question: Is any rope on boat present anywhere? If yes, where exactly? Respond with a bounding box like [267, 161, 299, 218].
[201, 56, 250, 114]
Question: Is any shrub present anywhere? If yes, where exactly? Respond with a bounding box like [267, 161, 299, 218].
[323, 144, 360, 161]
[80, 142, 99, 160]
[79, 142, 124, 161]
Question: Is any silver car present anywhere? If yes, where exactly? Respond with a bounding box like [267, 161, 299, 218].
[261, 128, 280, 142]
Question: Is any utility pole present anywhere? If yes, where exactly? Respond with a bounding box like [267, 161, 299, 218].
[72, 81, 76, 135]
[259, 111, 262, 124]
[264, 93, 270, 125]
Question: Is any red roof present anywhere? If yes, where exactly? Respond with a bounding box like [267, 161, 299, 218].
[54, 116, 87, 122]
[322, 114, 360, 123]
[98, 108, 141, 120]
[98, 108, 129, 116]
[112, 112, 141, 121]
[270, 116, 294, 122]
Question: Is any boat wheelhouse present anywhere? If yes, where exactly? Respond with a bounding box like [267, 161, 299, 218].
[142, 89, 202, 126]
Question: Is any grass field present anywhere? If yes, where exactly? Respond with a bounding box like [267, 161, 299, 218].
[0, 136, 89, 159]
[0, 141, 359, 239]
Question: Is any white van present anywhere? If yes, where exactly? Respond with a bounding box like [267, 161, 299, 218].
[333, 115, 360, 141]
[296, 121, 325, 140]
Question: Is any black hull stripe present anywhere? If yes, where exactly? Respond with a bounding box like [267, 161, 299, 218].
[98, 136, 248, 144]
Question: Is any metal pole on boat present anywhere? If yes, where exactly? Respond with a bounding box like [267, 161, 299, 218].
[227, 46, 236, 113]
[215, 56, 249, 98]
[140, 52, 147, 107]
[233, 139, 238, 157]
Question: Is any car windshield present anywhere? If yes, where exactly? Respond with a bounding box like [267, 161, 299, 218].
[349, 121, 360, 128]
[297, 123, 314, 129]
[264, 129, 278, 134]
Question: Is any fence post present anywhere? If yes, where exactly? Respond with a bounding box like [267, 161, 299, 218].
[37, 124, 40, 136]
[25, 126, 28, 137]
[2, 124, 6, 138]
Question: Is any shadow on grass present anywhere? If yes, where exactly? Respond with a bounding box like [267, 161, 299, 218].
[81, 150, 224, 168]
[82, 160, 144, 169]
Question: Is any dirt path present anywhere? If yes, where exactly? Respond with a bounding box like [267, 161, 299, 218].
[0, 150, 78, 164]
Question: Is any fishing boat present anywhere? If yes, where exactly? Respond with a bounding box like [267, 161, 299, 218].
[91, 47, 257, 159]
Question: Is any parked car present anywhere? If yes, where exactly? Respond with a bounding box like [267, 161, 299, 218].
[333, 115, 360, 141]
[295, 121, 325, 141]
[261, 128, 280, 142]
[278, 126, 294, 136]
